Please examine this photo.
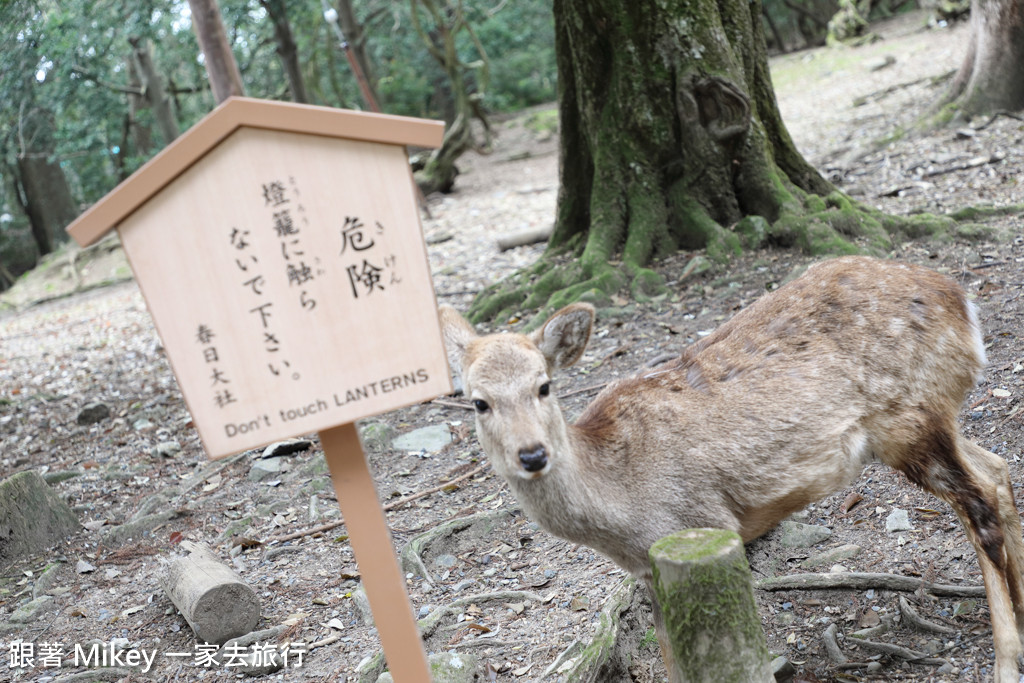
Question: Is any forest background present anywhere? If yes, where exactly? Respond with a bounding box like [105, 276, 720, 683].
[0, 0, 938, 289]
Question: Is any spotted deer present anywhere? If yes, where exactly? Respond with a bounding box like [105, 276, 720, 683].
[440, 256, 1024, 682]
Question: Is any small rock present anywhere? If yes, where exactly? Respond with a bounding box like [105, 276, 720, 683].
[249, 458, 284, 482]
[33, 562, 65, 600]
[393, 424, 452, 455]
[42, 470, 81, 485]
[152, 441, 182, 457]
[76, 402, 110, 425]
[802, 543, 863, 568]
[885, 508, 914, 532]
[360, 422, 395, 452]
[432, 554, 458, 569]
[377, 652, 478, 683]
[452, 579, 478, 592]
[937, 662, 956, 675]
[778, 521, 832, 548]
[10, 595, 53, 623]
[772, 655, 795, 683]
[865, 55, 896, 72]
[352, 585, 374, 626]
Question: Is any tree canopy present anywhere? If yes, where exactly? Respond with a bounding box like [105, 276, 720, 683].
[0, 0, 557, 283]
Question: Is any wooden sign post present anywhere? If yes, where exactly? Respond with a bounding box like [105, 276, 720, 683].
[67, 97, 451, 681]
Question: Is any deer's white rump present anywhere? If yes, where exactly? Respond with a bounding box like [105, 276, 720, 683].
[440, 256, 1024, 682]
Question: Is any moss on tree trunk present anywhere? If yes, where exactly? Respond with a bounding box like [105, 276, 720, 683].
[468, 0, 960, 326]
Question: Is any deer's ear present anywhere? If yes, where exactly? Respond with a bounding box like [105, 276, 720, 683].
[531, 303, 595, 370]
[438, 305, 478, 381]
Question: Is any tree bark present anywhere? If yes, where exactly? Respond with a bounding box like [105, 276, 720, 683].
[16, 152, 76, 255]
[187, 0, 246, 103]
[939, 0, 1024, 118]
[334, 0, 381, 107]
[260, 0, 309, 103]
[128, 37, 179, 143]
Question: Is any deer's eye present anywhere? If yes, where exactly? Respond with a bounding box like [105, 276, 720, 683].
[538, 382, 550, 398]
[473, 399, 490, 413]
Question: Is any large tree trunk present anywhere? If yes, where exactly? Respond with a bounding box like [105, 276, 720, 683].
[939, 0, 1024, 119]
[187, 0, 245, 103]
[468, 0, 947, 325]
[260, 0, 309, 103]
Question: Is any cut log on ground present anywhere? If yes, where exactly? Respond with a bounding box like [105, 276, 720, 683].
[162, 541, 261, 644]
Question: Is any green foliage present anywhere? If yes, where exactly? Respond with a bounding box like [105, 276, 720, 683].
[0, 0, 557, 286]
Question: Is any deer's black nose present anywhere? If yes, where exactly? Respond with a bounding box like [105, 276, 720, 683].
[518, 445, 548, 472]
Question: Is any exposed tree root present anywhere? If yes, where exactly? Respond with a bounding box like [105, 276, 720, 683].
[467, 189, 987, 326]
[755, 571, 987, 597]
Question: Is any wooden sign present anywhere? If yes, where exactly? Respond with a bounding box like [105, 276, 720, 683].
[67, 97, 450, 682]
[68, 98, 451, 458]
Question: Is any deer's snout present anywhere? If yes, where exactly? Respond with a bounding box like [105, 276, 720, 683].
[518, 445, 548, 473]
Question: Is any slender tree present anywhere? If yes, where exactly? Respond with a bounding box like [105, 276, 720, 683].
[260, 0, 309, 103]
[187, 0, 245, 102]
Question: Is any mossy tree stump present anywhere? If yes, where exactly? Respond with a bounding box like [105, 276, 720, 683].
[649, 528, 772, 683]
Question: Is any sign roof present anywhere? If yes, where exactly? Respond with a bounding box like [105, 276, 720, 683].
[66, 97, 445, 248]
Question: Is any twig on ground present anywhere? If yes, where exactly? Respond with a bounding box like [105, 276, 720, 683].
[433, 397, 474, 410]
[308, 633, 342, 650]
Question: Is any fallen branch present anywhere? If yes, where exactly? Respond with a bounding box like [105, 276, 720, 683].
[921, 152, 1005, 179]
[496, 225, 552, 251]
[265, 464, 487, 544]
[755, 571, 986, 597]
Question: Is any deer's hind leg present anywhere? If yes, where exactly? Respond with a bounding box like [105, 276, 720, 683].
[958, 437, 1024, 644]
[891, 416, 1024, 681]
